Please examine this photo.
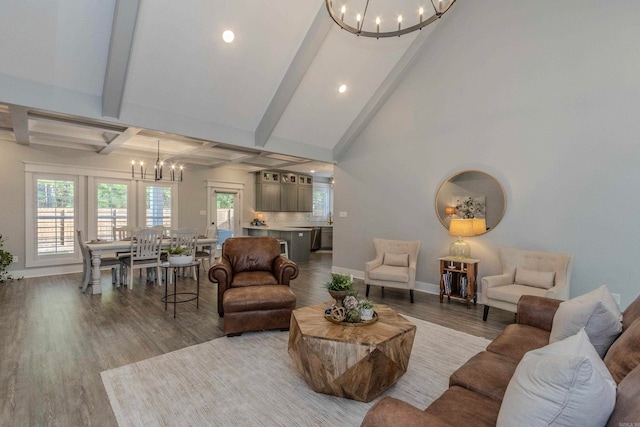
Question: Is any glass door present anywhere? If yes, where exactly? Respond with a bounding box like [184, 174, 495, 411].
[211, 191, 240, 247]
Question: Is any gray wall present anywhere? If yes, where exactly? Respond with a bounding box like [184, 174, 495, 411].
[332, 0, 640, 308]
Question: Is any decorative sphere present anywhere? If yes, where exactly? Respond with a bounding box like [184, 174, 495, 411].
[345, 309, 361, 323]
[330, 306, 346, 322]
[343, 295, 358, 310]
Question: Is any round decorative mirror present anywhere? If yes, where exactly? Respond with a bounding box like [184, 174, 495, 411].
[435, 170, 506, 233]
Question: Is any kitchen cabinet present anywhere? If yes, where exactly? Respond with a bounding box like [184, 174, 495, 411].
[280, 185, 298, 212]
[297, 186, 312, 212]
[320, 227, 333, 249]
[255, 171, 313, 212]
[256, 182, 281, 212]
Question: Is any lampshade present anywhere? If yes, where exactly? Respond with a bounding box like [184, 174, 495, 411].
[472, 218, 487, 235]
[449, 219, 475, 237]
[445, 206, 456, 216]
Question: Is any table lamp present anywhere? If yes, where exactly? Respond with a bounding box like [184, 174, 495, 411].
[449, 219, 475, 258]
[472, 218, 487, 236]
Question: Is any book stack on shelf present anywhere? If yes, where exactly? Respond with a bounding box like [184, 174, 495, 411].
[443, 272, 452, 295]
[460, 276, 467, 298]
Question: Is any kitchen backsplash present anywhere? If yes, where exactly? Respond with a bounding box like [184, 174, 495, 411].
[260, 212, 327, 224]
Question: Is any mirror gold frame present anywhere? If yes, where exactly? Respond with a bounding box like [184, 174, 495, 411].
[435, 170, 506, 232]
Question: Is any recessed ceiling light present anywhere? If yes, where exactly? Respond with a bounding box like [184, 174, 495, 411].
[222, 30, 235, 43]
[310, 170, 316, 173]
[338, 84, 347, 94]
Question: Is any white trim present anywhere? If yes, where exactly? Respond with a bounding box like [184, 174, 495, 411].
[25, 172, 84, 268]
[206, 180, 244, 234]
[330, 266, 441, 295]
[88, 177, 135, 240]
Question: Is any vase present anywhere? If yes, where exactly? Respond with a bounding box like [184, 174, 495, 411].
[360, 308, 374, 321]
[328, 290, 348, 307]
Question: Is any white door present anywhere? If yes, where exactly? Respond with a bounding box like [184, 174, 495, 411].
[209, 190, 240, 246]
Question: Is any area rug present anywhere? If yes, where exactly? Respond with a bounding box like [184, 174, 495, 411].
[101, 316, 490, 426]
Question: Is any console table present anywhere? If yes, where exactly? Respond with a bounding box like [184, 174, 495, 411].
[438, 256, 479, 309]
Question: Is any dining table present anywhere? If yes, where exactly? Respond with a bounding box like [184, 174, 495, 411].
[85, 237, 218, 294]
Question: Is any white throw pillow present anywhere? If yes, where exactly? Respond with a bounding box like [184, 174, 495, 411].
[383, 252, 409, 267]
[550, 284, 622, 357]
[514, 268, 555, 289]
[497, 329, 616, 427]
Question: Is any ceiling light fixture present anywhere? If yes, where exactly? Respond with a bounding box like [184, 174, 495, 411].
[338, 84, 347, 93]
[222, 30, 235, 43]
[325, 0, 456, 38]
[130, 140, 183, 182]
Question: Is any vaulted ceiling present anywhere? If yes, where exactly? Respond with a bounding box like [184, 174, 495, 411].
[0, 0, 450, 176]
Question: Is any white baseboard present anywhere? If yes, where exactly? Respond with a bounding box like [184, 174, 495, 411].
[7, 264, 83, 280]
[331, 266, 441, 296]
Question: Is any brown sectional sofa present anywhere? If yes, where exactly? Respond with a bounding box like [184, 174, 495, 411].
[361, 294, 640, 426]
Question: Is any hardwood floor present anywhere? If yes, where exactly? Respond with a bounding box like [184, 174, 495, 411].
[0, 252, 513, 426]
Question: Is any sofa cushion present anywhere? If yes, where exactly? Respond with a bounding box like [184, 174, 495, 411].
[622, 294, 640, 331]
[605, 366, 640, 427]
[486, 284, 548, 305]
[487, 324, 551, 363]
[368, 265, 409, 283]
[383, 252, 409, 267]
[514, 268, 555, 289]
[550, 284, 622, 357]
[425, 386, 501, 427]
[231, 271, 278, 287]
[604, 318, 640, 384]
[497, 329, 616, 427]
[449, 351, 518, 402]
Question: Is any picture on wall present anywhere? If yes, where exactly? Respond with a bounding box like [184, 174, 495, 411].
[454, 196, 486, 219]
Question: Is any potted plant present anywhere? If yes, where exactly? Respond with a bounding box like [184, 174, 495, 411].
[166, 246, 193, 266]
[325, 273, 353, 307]
[358, 299, 376, 321]
[0, 234, 19, 283]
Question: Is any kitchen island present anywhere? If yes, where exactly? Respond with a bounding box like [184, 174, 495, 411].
[242, 225, 311, 262]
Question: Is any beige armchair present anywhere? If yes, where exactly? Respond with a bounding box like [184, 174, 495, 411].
[365, 238, 421, 303]
[481, 246, 574, 320]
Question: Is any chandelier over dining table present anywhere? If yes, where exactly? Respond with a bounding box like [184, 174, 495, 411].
[325, 0, 456, 38]
[130, 140, 183, 182]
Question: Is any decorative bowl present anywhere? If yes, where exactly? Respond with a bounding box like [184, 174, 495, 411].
[168, 255, 193, 266]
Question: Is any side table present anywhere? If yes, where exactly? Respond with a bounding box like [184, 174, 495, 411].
[162, 261, 200, 318]
[438, 256, 479, 309]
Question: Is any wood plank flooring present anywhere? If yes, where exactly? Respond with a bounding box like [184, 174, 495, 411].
[0, 252, 513, 426]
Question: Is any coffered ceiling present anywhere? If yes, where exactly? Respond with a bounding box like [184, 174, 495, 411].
[0, 0, 449, 177]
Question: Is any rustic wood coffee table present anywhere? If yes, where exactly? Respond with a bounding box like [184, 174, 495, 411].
[288, 302, 416, 402]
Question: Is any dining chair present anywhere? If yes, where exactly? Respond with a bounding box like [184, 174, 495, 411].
[112, 225, 138, 241]
[76, 229, 122, 292]
[120, 228, 163, 290]
[194, 224, 218, 272]
[170, 228, 198, 278]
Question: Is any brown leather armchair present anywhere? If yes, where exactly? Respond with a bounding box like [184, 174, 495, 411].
[208, 236, 299, 317]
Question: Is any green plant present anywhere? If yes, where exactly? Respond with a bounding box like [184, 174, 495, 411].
[167, 246, 191, 256]
[324, 273, 353, 291]
[0, 235, 16, 283]
[358, 299, 376, 310]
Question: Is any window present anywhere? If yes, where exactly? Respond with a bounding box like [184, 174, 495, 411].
[96, 182, 128, 240]
[35, 177, 76, 257]
[312, 183, 333, 221]
[145, 185, 172, 228]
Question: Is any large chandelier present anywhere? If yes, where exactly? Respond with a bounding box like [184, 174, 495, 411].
[325, 0, 455, 38]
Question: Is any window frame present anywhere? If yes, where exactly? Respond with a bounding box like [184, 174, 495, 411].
[26, 171, 84, 267]
[88, 177, 135, 241]
[139, 181, 179, 229]
[312, 182, 333, 221]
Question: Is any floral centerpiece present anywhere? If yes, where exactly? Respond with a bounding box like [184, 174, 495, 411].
[324, 273, 377, 324]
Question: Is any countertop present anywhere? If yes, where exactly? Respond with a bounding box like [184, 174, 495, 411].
[243, 223, 332, 231]
[242, 225, 312, 232]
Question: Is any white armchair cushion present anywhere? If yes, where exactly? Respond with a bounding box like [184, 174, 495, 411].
[550, 284, 623, 357]
[497, 329, 616, 427]
[368, 265, 409, 283]
[488, 284, 549, 305]
[383, 252, 409, 267]
[515, 268, 555, 289]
